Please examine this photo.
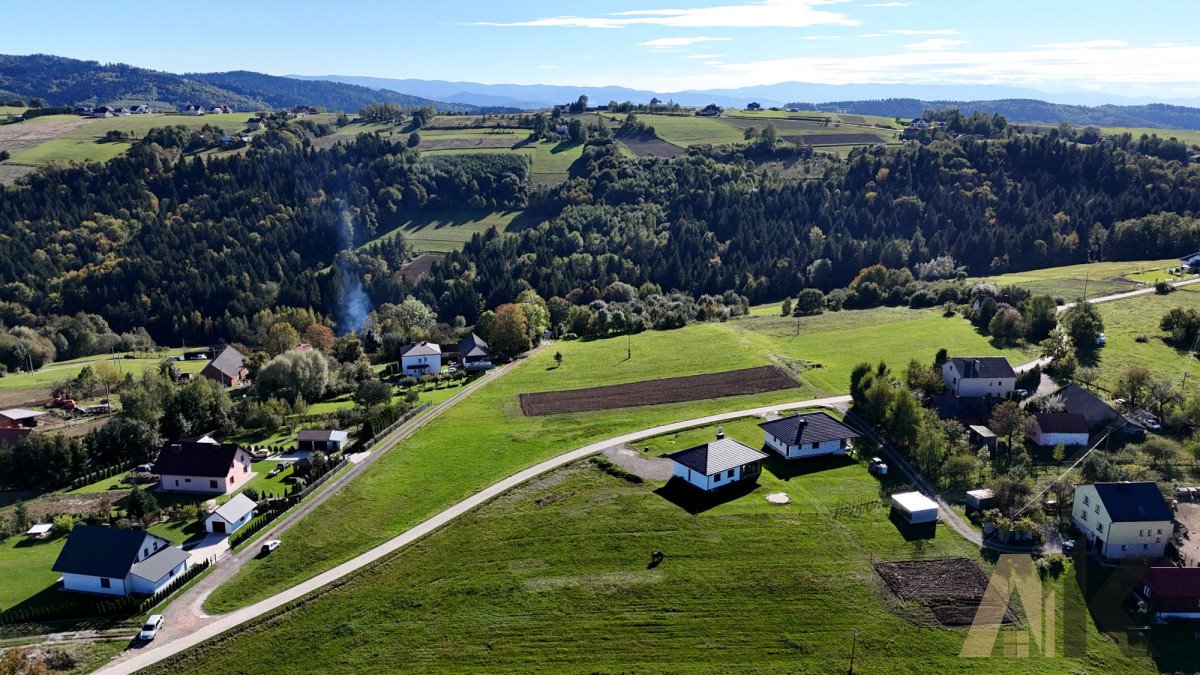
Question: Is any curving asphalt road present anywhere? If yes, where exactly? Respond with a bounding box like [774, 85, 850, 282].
[97, 274, 1200, 673]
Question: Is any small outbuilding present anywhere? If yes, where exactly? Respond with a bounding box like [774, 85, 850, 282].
[26, 523, 53, 540]
[297, 429, 349, 454]
[890, 491, 939, 525]
[968, 425, 997, 451]
[965, 488, 995, 512]
[458, 333, 492, 370]
[667, 430, 768, 492]
[205, 493, 257, 535]
[0, 408, 45, 429]
[201, 345, 248, 388]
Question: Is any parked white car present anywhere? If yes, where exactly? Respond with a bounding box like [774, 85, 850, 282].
[139, 614, 164, 641]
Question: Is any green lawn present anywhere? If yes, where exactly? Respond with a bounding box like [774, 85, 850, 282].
[1088, 287, 1200, 390]
[361, 209, 528, 253]
[622, 113, 746, 146]
[977, 259, 1178, 300]
[164, 449, 1147, 673]
[0, 534, 69, 611]
[206, 306, 1036, 613]
[421, 140, 583, 185]
[0, 348, 197, 390]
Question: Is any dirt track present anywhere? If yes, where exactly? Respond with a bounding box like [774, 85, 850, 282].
[519, 365, 799, 416]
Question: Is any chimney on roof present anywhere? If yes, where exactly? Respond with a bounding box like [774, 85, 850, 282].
[716, 426, 725, 440]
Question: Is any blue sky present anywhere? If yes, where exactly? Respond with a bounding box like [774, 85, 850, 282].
[7, 0, 1200, 96]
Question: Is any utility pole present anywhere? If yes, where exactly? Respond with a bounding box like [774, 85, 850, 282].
[627, 333, 632, 360]
[1082, 272, 1089, 300]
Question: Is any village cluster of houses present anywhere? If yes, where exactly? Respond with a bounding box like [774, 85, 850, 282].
[398, 333, 493, 376]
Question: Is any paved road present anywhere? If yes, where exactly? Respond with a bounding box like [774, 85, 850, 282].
[98, 394, 851, 674]
[1058, 275, 1200, 312]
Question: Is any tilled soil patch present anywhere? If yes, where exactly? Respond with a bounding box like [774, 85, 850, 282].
[874, 557, 1019, 627]
[519, 365, 798, 416]
[790, 133, 885, 146]
[616, 131, 685, 158]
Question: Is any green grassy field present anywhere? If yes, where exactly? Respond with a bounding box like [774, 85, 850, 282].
[362, 209, 527, 253]
[1098, 126, 1200, 146]
[205, 305, 1037, 612]
[978, 259, 1179, 300]
[1089, 286, 1200, 390]
[0, 348, 201, 390]
[0, 534, 71, 611]
[625, 113, 746, 146]
[165, 445, 1147, 673]
[421, 139, 583, 185]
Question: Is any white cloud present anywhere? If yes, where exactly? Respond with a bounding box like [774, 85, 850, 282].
[1032, 39, 1127, 49]
[703, 60, 725, 65]
[804, 34, 845, 40]
[694, 43, 1200, 91]
[904, 38, 968, 51]
[888, 28, 959, 35]
[686, 53, 723, 58]
[476, 0, 858, 29]
[857, 32, 887, 38]
[639, 36, 731, 47]
[864, 1, 909, 6]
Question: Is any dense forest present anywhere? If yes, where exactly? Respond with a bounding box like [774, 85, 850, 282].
[0, 116, 1198, 352]
[0, 54, 496, 113]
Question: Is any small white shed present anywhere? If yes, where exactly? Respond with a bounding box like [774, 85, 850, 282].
[205, 493, 258, 535]
[965, 488, 995, 511]
[890, 491, 939, 525]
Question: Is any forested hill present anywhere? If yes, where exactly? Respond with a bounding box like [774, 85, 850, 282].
[789, 97, 1200, 130]
[0, 121, 1197, 346]
[0, 54, 499, 113]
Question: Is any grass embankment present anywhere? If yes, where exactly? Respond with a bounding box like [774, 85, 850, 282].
[359, 209, 528, 253]
[1089, 285, 1200, 390]
[168, 439, 1144, 673]
[0, 348, 202, 391]
[207, 307, 1033, 612]
[978, 259, 1178, 300]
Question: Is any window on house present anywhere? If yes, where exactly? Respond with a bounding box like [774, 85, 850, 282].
[175, 479, 179, 486]
[1083, 496, 1090, 506]
[1081, 511, 1088, 521]
[1139, 530, 1143, 537]
[1143, 544, 1149, 550]
[1097, 523, 1103, 532]
[1144, 586, 1152, 597]
[209, 480, 218, 489]
[1121, 544, 1127, 551]
[726, 470, 734, 479]
[1158, 529, 1163, 535]
[143, 547, 148, 557]
[100, 578, 110, 589]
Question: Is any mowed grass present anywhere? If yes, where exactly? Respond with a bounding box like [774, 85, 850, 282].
[1089, 286, 1200, 390]
[422, 140, 583, 185]
[361, 209, 527, 253]
[0, 348, 201, 390]
[165, 453, 1146, 674]
[206, 305, 1036, 612]
[977, 259, 1178, 300]
[625, 113, 746, 146]
[0, 534, 70, 611]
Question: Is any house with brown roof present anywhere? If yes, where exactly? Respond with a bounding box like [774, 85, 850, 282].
[201, 345, 247, 387]
[152, 437, 252, 494]
[1136, 564, 1200, 622]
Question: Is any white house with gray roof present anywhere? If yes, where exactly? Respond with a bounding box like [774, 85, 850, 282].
[667, 430, 768, 492]
[941, 357, 1016, 397]
[758, 412, 860, 460]
[205, 493, 257, 534]
[400, 341, 441, 376]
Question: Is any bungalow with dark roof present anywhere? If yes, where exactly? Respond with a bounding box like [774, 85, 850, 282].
[1073, 482, 1174, 560]
[401, 341, 441, 376]
[152, 438, 252, 494]
[758, 411, 860, 460]
[941, 357, 1016, 397]
[52, 526, 189, 596]
[201, 345, 247, 387]
[1028, 413, 1090, 447]
[667, 429, 768, 492]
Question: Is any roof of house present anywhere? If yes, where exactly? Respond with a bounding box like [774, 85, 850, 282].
[891, 491, 939, 514]
[667, 437, 768, 477]
[152, 441, 243, 477]
[947, 357, 1016, 379]
[1034, 413, 1090, 435]
[1181, 252, 1200, 263]
[52, 526, 161, 578]
[26, 523, 53, 536]
[205, 345, 245, 379]
[297, 429, 348, 443]
[1091, 482, 1172, 522]
[758, 412, 860, 446]
[968, 425, 997, 438]
[1055, 384, 1123, 425]
[0, 408, 45, 421]
[1143, 564, 1200, 599]
[966, 488, 995, 500]
[458, 333, 489, 357]
[210, 493, 257, 524]
[401, 341, 441, 357]
[129, 546, 189, 583]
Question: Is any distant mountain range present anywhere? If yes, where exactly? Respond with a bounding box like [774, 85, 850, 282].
[0, 54, 511, 114]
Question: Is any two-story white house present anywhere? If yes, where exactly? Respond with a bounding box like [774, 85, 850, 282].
[942, 357, 1017, 398]
[1073, 482, 1174, 560]
[152, 437, 253, 494]
[667, 430, 768, 492]
[52, 526, 190, 596]
[757, 412, 860, 460]
[400, 341, 442, 376]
